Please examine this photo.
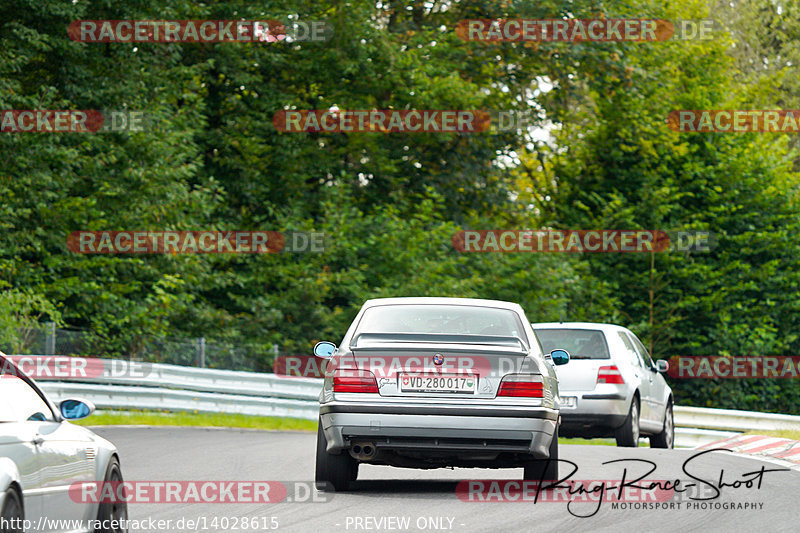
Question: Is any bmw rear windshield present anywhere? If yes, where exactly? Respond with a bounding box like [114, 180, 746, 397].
[355, 304, 528, 343]
[533, 328, 610, 359]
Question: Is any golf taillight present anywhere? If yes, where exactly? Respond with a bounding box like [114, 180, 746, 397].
[497, 374, 544, 398]
[597, 365, 625, 384]
[333, 370, 379, 393]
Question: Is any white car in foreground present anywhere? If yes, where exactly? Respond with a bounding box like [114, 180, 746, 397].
[531, 322, 673, 448]
[0, 353, 127, 532]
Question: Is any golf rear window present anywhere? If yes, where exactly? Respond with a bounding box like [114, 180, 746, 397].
[533, 329, 610, 359]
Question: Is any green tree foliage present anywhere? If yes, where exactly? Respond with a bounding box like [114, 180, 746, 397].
[0, 0, 613, 356]
[0, 287, 61, 354]
[1, 0, 798, 412]
[515, 0, 800, 412]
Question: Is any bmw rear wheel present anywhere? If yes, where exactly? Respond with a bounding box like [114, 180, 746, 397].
[315, 419, 357, 491]
[523, 424, 559, 481]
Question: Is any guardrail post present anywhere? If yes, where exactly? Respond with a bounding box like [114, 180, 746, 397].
[45, 322, 56, 355]
[197, 337, 206, 368]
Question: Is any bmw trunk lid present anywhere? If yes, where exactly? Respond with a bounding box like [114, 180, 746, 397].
[343, 333, 532, 399]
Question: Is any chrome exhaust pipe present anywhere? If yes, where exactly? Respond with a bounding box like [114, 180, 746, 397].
[349, 441, 377, 460]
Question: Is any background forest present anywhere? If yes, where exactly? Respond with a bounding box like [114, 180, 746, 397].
[2, 0, 799, 413]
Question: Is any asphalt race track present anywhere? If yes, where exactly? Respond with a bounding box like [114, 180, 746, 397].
[92, 427, 800, 533]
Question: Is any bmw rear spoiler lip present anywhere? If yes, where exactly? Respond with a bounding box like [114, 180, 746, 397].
[350, 332, 528, 352]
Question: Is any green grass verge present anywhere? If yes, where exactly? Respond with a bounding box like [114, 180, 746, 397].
[560, 437, 616, 446]
[75, 410, 317, 431]
[744, 429, 800, 441]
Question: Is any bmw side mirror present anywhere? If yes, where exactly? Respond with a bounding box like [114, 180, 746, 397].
[656, 360, 669, 373]
[60, 399, 95, 420]
[314, 341, 337, 359]
[550, 349, 570, 366]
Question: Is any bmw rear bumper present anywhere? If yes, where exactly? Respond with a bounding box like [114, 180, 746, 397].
[319, 402, 558, 459]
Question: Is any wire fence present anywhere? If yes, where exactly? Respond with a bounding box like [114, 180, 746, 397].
[0, 324, 280, 372]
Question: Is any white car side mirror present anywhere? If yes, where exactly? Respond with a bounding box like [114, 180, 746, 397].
[59, 399, 95, 420]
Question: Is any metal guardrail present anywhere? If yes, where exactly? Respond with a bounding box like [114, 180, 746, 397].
[39, 381, 320, 421]
[674, 405, 800, 432]
[674, 428, 740, 449]
[34, 361, 323, 421]
[90, 363, 323, 400]
[671, 406, 800, 448]
[27, 359, 800, 448]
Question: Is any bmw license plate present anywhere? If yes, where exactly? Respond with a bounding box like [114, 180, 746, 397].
[399, 374, 477, 394]
[560, 396, 577, 409]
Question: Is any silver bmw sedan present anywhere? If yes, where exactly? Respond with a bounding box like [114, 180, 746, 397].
[313, 297, 570, 491]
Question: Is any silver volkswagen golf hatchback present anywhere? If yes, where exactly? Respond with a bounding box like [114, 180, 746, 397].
[531, 322, 673, 448]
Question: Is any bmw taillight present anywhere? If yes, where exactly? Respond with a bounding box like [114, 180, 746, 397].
[597, 365, 625, 384]
[497, 374, 544, 398]
[333, 370, 379, 393]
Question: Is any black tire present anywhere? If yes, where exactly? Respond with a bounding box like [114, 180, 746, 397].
[315, 420, 357, 492]
[650, 402, 674, 449]
[615, 397, 640, 447]
[523, 424, 559, 481]
[0, 488, 23, 533]
[95, 457, 128, 533]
